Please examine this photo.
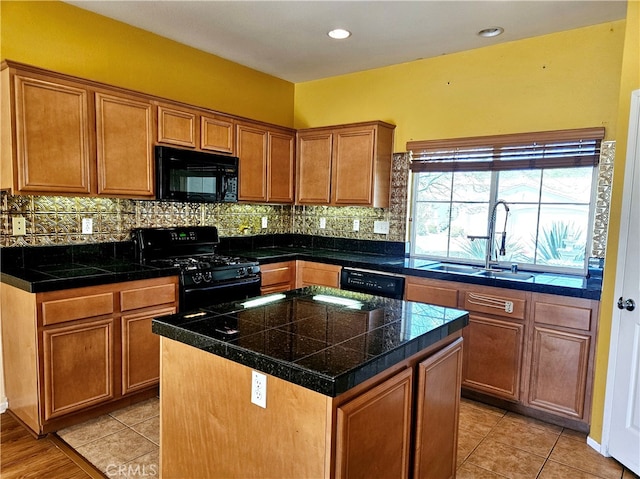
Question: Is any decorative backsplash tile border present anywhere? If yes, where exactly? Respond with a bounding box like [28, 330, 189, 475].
[0, 148, 609, 254]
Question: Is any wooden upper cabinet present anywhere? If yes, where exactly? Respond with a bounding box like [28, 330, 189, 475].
[296, 131, 333, 204]
[296, 121, 395, 207]
[201, 114, 234, 153]
[157, 105, 197, 148]
[4, 73, 92, 194]
[236, 120, 295, 203]
[95, 92, 154, 197]
[156, 102, 235, 154]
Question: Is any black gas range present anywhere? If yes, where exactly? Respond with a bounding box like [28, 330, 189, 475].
[132, 226, 261, 311]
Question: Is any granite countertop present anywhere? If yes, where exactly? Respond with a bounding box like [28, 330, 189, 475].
[151, 286, 469, 396]
[0, 236, 602, 299]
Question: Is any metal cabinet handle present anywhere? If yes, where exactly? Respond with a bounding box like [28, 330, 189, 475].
[617, 297, 636, 311]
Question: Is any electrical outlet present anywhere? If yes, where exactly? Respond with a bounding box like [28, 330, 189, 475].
[353, 219, 360, 231]
[373, 220, 389, 234]
[261, 217, 268, 229]
[12, 217, 26, 236]
[319, 217, 326, 229]
[81, 218, 93, 234]
[251, 370, 267, 408]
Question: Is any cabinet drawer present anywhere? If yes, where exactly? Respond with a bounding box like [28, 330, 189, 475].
[42, 293, 114, 326]
[404, 278, 458, 308]
[533, 301, 592, 331]
[462, 291, 526, 320]
[121, 283, 177, 311]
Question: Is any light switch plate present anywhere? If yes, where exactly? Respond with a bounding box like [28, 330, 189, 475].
[319, 217, 326, 229]
[373, 220, 389, 234]
[353, 219, 360, 231]
[261, 217, 268, 229]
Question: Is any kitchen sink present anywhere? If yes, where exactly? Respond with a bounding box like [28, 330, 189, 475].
[425, 264, 478, 274]
[473, 270, 534, 281]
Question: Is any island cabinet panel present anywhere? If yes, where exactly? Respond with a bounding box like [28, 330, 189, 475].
[236, 120, 296, 203]
[526, 294, 599, 422]
[2, 71, 92, 194]
[296, 121, 395, 207]
[95, 92, 154, 197]
[413, 337, 463, 479]
[42, 318, 114, 421]
[459, 287, 527, 402]
[1, 276, 178, 436]
[404, 276, 460, 308]
[335, 368, 413, 479]
[260, 261, 296, 294]
[296, 260, 342, 288]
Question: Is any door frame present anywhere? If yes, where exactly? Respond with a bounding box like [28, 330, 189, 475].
[601, 89, 640, 456]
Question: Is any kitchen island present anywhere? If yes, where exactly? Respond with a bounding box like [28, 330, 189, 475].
[152, 286, 469, 479]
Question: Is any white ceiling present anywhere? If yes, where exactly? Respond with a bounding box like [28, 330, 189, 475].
[66, 0, 627, 83]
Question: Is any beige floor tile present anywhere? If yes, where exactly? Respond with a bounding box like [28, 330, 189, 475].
[130, 415, 160, 445]
[459, 401, 506, 436]
[560, 427, 588, 442]
[458, 427, 487, 466]
[119, 449, 160, 479]
[110, 398, 159, 426]
[503, 411, 563, 434]
[539, 460, 607, 479]
[462, 398, 507, 417]
[75, 427, 157, 473]
[467, 438, 546, 479]
[549, 436, 624, 479]
[488, 414, 560, 457]
[457, 462, 510, 479]
[57, 414, 127, 448]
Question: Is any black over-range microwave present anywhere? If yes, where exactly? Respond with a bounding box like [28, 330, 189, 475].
[155, 145, 239, 203]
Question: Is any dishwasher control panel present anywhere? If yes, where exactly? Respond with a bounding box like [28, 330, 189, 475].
[340, 268, 405, 300]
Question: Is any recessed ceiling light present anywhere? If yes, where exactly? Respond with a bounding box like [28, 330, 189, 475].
[328, 28, 351, 40]
[478, 27, 504, 38]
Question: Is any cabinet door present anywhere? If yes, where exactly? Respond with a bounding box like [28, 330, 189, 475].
[413, 337, 463, 479]
[260, 261, 296, 295]
[267, 131, 295, 203]
[42, 318, 114, 420]
[157, 105, 197, 148]
[404, 276, 459, 307]
[462, 315, 524, 401]
[236, 122, 268, 202]
[201, 115, 234, 153]
[528, 326, 591, 419]
[335, 368, 413, 479]
[95, 92, 154, 197]
[13, 75, 91, 194]
[296, 261, 341, 288]
[296, 131, 332, 204]
[332, 127, 375, 205]
[122, 306, 176, 395]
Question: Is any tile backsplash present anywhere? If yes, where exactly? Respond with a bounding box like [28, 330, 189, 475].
[0, 154, 410, 247]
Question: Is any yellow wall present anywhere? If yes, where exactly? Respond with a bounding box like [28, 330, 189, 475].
[294, 21, 625, 150]
[590, 0, 640, 444]
[0, 1, 294, 127]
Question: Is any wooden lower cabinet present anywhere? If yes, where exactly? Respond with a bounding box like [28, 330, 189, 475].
[260, 261, 296, 294]
[160, 334, 463, 479]
[296, 260, 341, 288]
[526, 293, 598, 422]
[404, 276, 459, 307]
[1, 276, 178, 435]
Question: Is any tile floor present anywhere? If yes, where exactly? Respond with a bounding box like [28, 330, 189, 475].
[56, 396, 638, 479]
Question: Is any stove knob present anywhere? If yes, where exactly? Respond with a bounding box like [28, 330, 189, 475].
[192, 272, 203, 284]
[203, 272, 212, 283]
[237, 267, 246, 277]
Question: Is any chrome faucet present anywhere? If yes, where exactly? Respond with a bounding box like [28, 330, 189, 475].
[468, 200, 510, 270]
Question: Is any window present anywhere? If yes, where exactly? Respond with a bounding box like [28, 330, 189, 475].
[408, 128, 604, 274]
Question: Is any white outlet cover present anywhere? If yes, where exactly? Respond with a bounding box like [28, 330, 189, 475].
[353, 219, 360, 231]
[82, 218, 93, 234]
[251, 370, 267, 408]
[373, 220, 390, 234]
[261, 216, 268, 229]
[12, 217, 26, 236]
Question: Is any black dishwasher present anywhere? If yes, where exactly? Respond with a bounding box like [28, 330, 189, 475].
[340, 267, 406, 299]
